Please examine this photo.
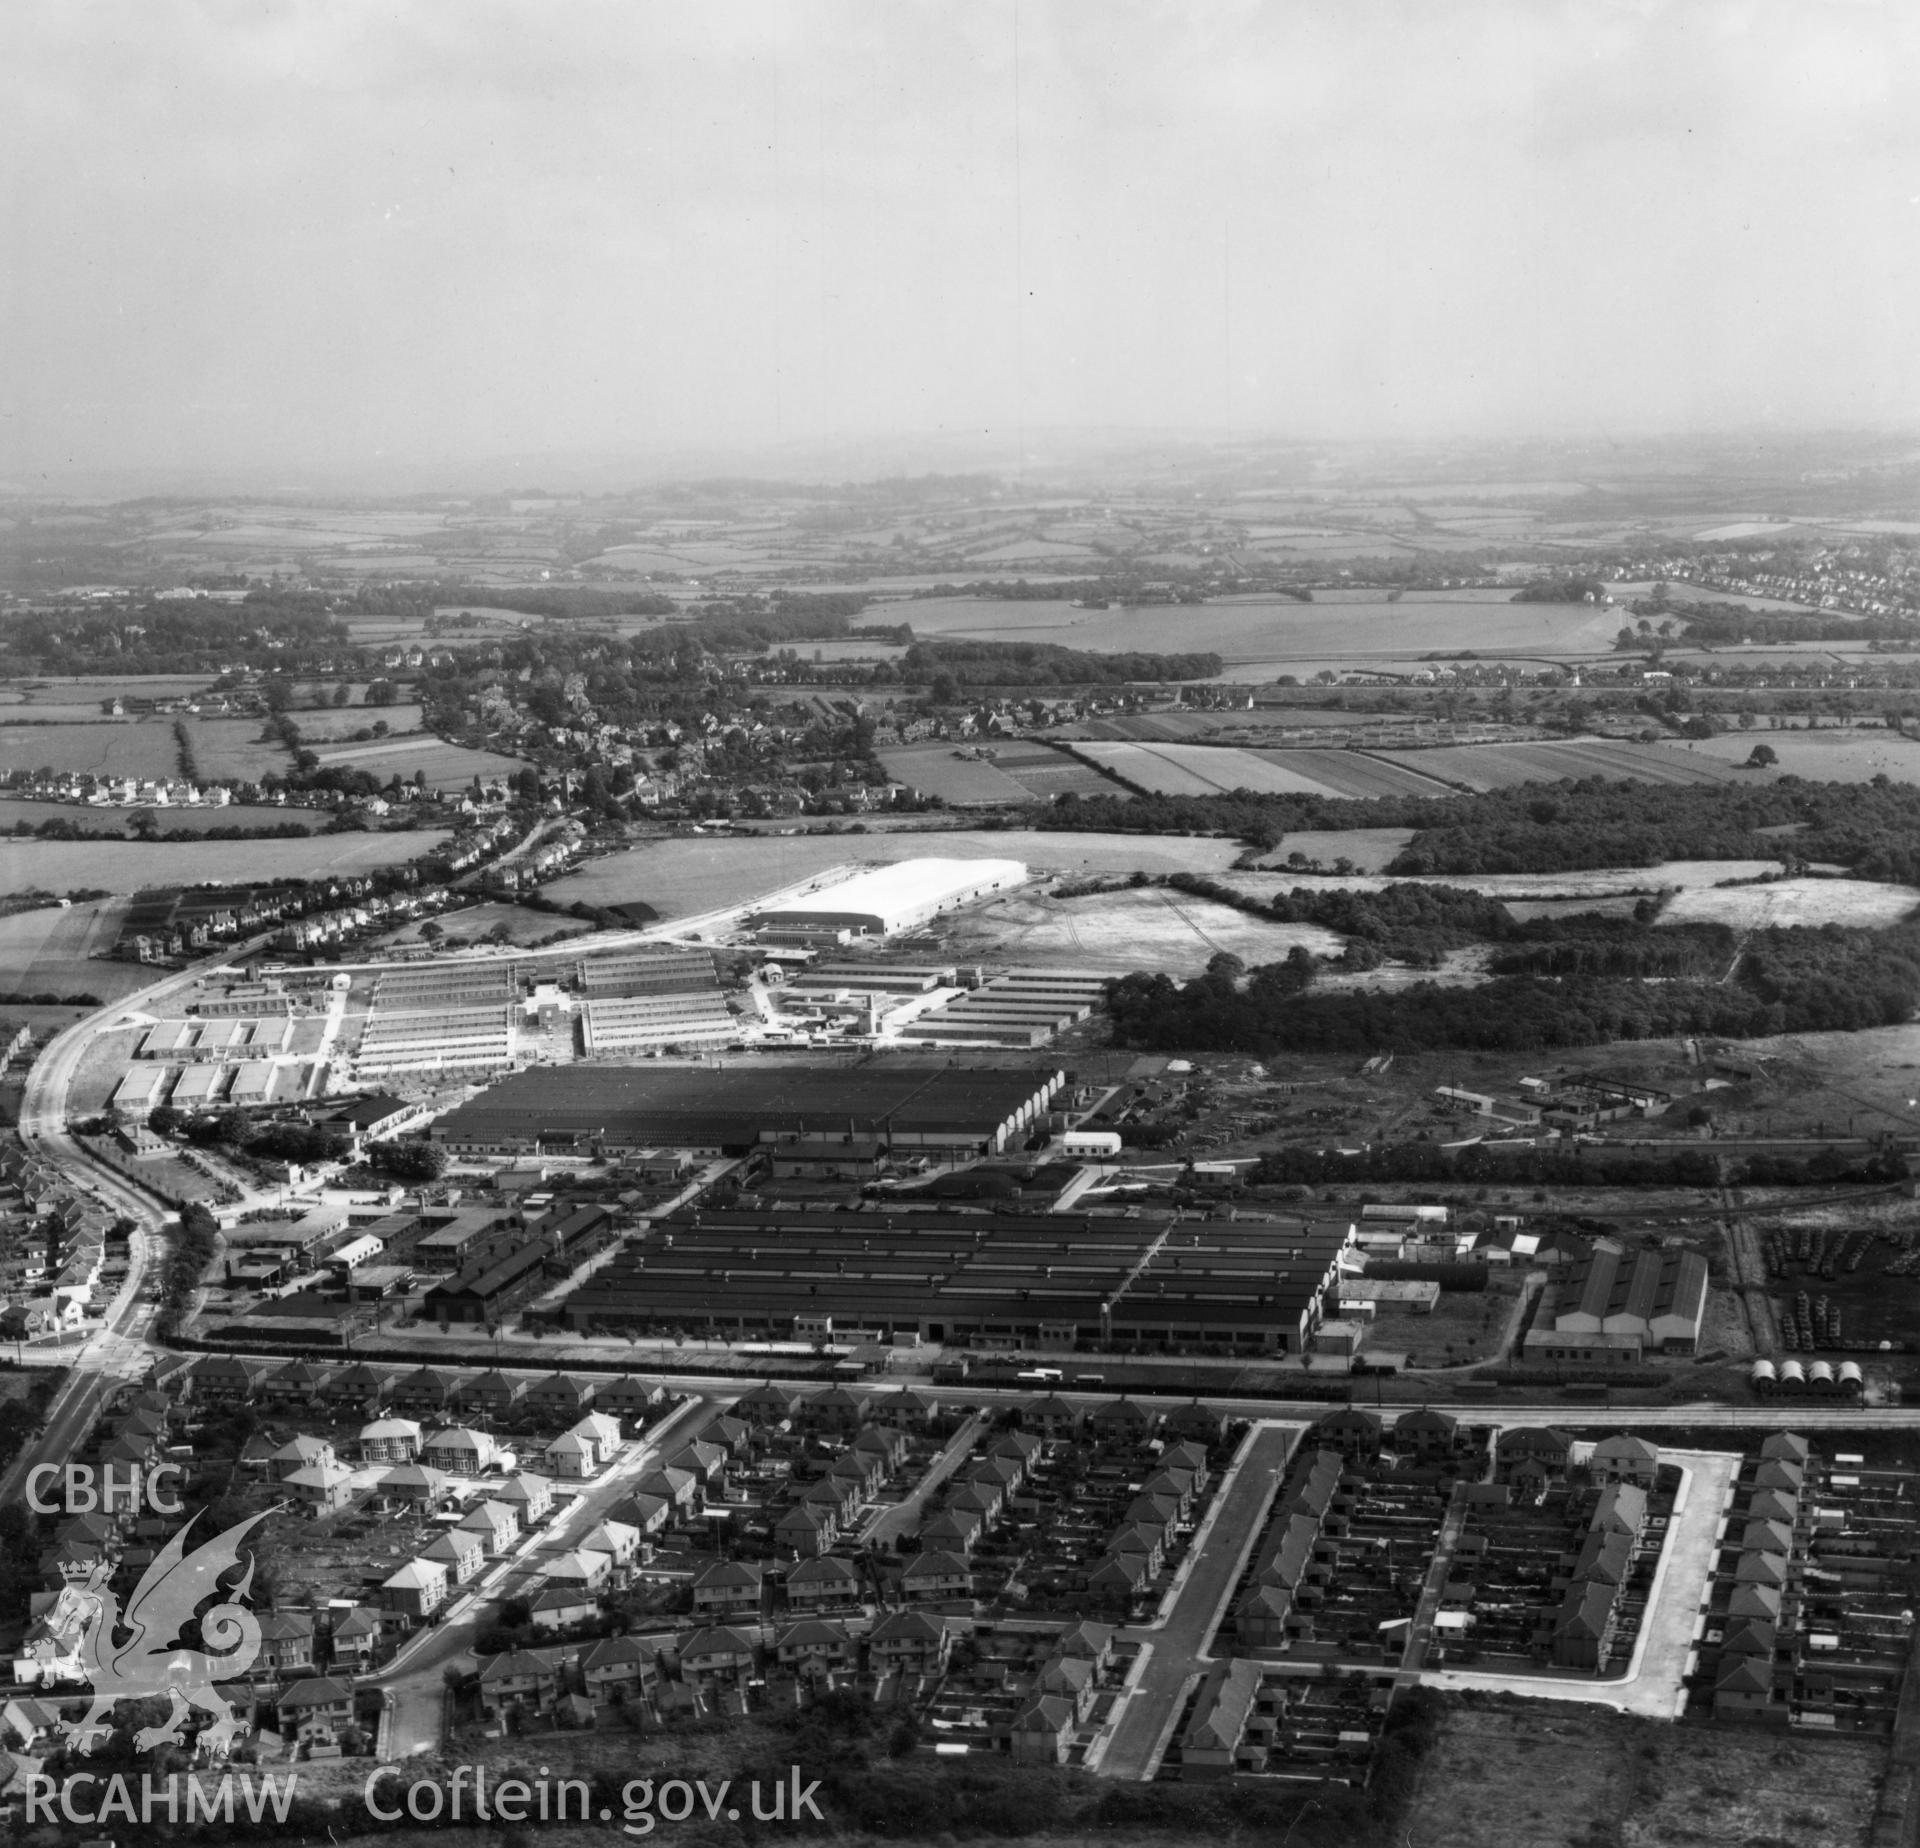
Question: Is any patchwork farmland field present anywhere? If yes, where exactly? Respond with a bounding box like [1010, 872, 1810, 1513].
[1372, 737, 1742, 792]
[543, 827, 1246, 921]
[179, 718, 295, 780]
[306, 735, 522, 786]
[1071, 740, 1467, 799]
[0, 722, 180, 778]
[0, 830, 453, 897]
[1658, 877, 1920, 930]
[980, 740, 1118, 799]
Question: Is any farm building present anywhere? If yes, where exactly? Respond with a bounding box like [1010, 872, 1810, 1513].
[433, 1062, 1063, 1160]
[750, 858, 1025, 939]
[1551, 1239, 1710, 1352]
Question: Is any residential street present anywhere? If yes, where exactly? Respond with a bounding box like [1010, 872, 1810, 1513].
[1099, 1421, 1299, 1780]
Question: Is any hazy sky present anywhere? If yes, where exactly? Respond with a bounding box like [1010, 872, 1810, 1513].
[5, 0, 1919, 484]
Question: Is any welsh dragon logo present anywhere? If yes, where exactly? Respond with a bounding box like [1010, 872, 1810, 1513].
[45, 1508, 271, 1756]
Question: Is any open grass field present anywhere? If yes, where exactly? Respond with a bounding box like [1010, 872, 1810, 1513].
[1691, 724, 1920, 783]
[0, 721, 180, 778]
[306, 734, 522, 786]
[289, 702, 427, 741]
[2, 674, 215, 703]
[1261, 827, 1418, 872]
[877, 744, 1041, 805]
[944, 886, 1346, 976]
[871, 590, 1625, 664]
[0, 797, 328, 834]
[0, 829, 453, 897]
[1412, 1696, 1879, 1848]
[0, 900, 151, 999]
[179, 718, 293, 781]
[373, 900, 595, 949]
[1373, 737, 1742, 792]
[544, 827, 1246, 921]
[1658, 876, 1920, 929]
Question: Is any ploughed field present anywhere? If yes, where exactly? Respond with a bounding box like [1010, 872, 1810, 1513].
[1068, 735, 1737, 800]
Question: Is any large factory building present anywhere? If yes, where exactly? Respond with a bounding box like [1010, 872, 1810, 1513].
[751, 858, 1025, 940]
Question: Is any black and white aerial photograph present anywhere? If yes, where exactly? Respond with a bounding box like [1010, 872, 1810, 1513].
[3, 2, 1920, 1842]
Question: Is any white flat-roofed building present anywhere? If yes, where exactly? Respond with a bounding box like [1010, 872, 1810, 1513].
[751, 858, 1025, 940]
[114, 1065, 172, 1110]
[171, 1063, 229, 1107]
[230, 1060, 276, 1105]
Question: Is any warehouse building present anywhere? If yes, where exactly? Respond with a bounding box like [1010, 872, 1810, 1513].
[435, 1062, 1062, 1161]
[576, 948, 718, 997]
[582, 993, 735, 1054]
[1551, 1239, 1710, 1353]
[557, 1208, 1347, 1354]
[750, 858, 1025, 940]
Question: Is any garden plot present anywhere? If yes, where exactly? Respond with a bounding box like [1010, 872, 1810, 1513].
[1658, 878, 1920, 930]
[947, 887, 1345, 976]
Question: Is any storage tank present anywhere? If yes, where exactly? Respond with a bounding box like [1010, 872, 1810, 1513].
[1808, 1359, 1836, 1394]
[1778, 1359, 1807, 1394]
[1749, 1359, 1778, 1396]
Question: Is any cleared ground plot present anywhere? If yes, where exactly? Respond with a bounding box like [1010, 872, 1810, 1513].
[1412, 1698, 1880, 1848]
[0, 830, 453, 897]
[946, 887, 1345, 975]
[1222, 859, 1785, 903]
[543, 827, 1246, 920]
[1658, 876, 1920, 929]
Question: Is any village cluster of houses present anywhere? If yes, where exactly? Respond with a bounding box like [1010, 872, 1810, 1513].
[0, 1139, 117, 1340]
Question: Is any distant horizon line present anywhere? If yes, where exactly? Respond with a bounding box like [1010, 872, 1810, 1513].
[5, 421, 1920, 505]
